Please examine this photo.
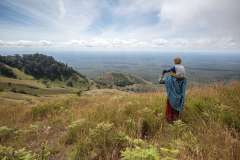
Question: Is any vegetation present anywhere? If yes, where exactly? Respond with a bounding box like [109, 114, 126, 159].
[0, 63, 17, 78]
[0, 54, 90, 89]
[0, 54, 92, 98]
[95, 72, 160, 92]
[0, 54, 78, 80]
[95, 72, 146, 87]
[121, 145, 160, 160]
[0, 81, 239, 159]
[0, 143, 50, 160]
[0, 145, 37, 160]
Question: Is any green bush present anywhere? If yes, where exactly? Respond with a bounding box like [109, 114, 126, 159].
[0, 126, 16, 143]
[183, 96, 219, 124]
[71, 138, 92, 160]
[138, 107, 161, 138]
[0, 145, 36, 160]
[159, 147, 179, 160]
[65, 119, 88, 144]
[169, 120, 189, 138]
[72, 122, 116, 159]
[125, 118, 137, 135]
[89, 122, 115, 150]
[38, 142, 50, 160]
[121, 145, 160, 160]
[0, 63, 17, 78]
[31, 103, 66, 120]
[72, 122, 131, 160]
[220, 111, 240, 130]
[76, 90, 82, 96]
[66, 81, 74, 87]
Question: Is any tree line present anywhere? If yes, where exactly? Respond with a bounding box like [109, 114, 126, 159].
[0, 53, 87, 81]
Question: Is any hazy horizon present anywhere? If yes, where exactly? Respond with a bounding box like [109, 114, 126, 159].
[2, 51, 238, 83]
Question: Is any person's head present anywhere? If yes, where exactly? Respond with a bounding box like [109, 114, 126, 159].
[174, 57, 182, 64]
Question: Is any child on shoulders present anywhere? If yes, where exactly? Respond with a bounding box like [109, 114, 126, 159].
[162, 57, 186, 80]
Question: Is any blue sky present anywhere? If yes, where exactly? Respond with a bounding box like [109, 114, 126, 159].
[0, 0, 239, 51]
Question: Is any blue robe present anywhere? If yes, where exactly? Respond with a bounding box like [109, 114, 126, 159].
[164, 76, 187, 112]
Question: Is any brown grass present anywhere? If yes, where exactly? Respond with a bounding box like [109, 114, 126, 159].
[0, 82, 240, 159]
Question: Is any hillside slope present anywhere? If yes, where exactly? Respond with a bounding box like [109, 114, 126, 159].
[95, 72, 159, 92]
[95, 72, 149, 87]
[0, 82, 239, 160]
[0, 54, 90, 89]
[0, 54, 91, 90]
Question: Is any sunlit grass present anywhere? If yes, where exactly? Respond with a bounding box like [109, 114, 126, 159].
[0, 82, 240, 159]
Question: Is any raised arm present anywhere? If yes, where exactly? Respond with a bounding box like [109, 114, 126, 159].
[162, 66, 175, 75]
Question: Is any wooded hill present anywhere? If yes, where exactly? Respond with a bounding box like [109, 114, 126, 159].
[0, 54, 90, 89]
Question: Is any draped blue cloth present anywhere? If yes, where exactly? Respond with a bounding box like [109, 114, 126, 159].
[164, 76, 187, 112]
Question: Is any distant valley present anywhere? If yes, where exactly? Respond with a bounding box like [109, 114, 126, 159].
[45, 51, 240, 84]
[0, 53, 160, 94]
[1, 52, 240, 94]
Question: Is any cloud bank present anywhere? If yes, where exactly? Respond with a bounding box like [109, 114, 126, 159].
[0, 0, 239, 51]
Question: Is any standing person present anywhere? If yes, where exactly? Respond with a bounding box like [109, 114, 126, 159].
[159, 57, 187, 123]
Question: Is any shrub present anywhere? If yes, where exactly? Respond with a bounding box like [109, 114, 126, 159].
[0, 145, 36, 160]
[76, 90, 82, 96]
[29, 124, 40, 133]
[169, 120, 190, 138]
[121, 145, 160, 160]
[72, 122, 130, 160]
[159, 147, 179, 160]
[125, 118, 137, 135]
[220, 111, 240, 130]
[0, 63, 17, 78]
[89, 122, 115, 150]
[11, 88, 17, 93]
[138, 107, 161, 138]
[184, 96, 219, 123]
[0, 126, 15, 143]
[121, 136, 181, 160]
[71, 138, 92, 160]
[31, 102, 66, 120]
[66, 81, 74, 87]
[38, 142, 50, 160]
[65, 119, 88, 144]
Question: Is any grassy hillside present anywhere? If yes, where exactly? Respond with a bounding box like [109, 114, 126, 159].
[0, 74, 85, 96]
[0, 81, 239, 159]
[95, 72, 159, 92]
[95, 72, 148, 87]
[0, 54, 90, 89]
[0, 63, 34, 80]
[0, 54, 93, 98]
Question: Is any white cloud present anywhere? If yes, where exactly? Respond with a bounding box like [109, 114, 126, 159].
[0, 40, 53, 47]
[160, 0, 240, 38]
[0, 0, 240, 51]
[64, 38, 143, 48]
[38, 40, 53, 46]
[0, 38, 239, 50]
[152, 39, 169, 46]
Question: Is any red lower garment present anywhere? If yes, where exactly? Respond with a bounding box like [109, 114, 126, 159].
[165, 99, 179, 123]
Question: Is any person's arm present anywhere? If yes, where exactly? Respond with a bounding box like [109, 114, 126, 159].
[162, 66, 175, 75]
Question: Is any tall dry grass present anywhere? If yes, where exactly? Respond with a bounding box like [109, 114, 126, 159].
[0, 83, 239, 159]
